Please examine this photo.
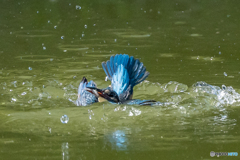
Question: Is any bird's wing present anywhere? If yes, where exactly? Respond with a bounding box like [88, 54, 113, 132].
[102, 54, 149, 87]
[78, 77, 88, 96]
[112, 64, 130, 95]
[77, 77, 98, 106]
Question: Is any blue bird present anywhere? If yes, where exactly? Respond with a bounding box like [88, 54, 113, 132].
[87, 54, 157, 105]
[75, 77, 98, 106]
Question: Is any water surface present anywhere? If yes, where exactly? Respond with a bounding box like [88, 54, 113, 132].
[0, 0, 240, 159]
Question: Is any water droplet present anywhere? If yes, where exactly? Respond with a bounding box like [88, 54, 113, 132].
[222, 85, 226, 90]
[223, 72, 227, 76]
[60, 115, 69, 124]
[61, 36, 64, 39]
[21, 92, 27, 96]
[54, 25, 57, 29]
[28, 67, 32, 70]
[43, 46, 46, 50]
[48, 20, 50, 23]
[219, 51, 221, 54]
[89, 115, 92, 119]
[114, 39, 117, 42]
[84, 24, 87, 29]
[76, 5, 81, 10]
[82, 34, 85, 37]
[37, 11, 39, 13]
[63, 50, 67, 52]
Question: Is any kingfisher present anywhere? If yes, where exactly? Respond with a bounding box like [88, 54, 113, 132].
[87, 54, 157, 105]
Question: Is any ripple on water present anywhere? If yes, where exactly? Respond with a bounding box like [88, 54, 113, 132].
[18, 76, 32, 79]
[85, 54, 112, 57]
[13, 30, 55, 37]
[115, 32, 151, 38]
[158, 53, 178, 58]
[63, 68, 99, 72]
[189, 33, 202, 37]
[58, 44, 89, 52]
[105, 28, 151, 38]
[190, 56, 223, 62]
[15, 55, 55, 62]
[174, 21, 186, 25]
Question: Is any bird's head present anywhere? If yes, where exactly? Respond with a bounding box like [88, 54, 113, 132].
[86, 86, 120, 104]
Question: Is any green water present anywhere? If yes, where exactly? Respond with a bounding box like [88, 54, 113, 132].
[0, 0, 240, 159]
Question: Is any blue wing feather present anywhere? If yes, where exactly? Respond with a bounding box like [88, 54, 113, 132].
[112, 64, 129, 95]
[110, 56, 115, 73]
[113, 55, 118, 72]
[107, 61, 113, 78]
[127, 56, 135, 76]
[134, 62, 143, 80]
[102, 62, 111, 80]
[102, 54, 149, 97]
[135, 71, 149, 85]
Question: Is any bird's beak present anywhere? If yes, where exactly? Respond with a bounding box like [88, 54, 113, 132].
[86, 87, 119, 103]
[85, 87, 99, 97]
[85, 87, 109, 102]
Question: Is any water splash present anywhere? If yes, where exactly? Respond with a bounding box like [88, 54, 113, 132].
[60, 115, 69, 124]
[62, 142, 69, 160]
[192, 81, 240, 106]
[75, 5, 81, 10]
